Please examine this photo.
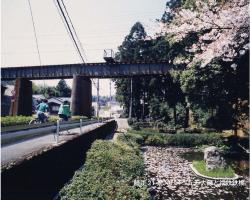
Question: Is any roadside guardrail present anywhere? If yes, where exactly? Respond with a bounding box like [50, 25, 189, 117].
[1, 119, 106, 146]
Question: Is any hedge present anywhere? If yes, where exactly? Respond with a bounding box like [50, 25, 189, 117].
[119, 129, 224, 147]
[1, 116, 33, 127]
[59, 140, 148, 200]
[1, 115, 88, 127]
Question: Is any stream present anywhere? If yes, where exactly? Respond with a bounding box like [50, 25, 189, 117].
[143, 146, 249, 200]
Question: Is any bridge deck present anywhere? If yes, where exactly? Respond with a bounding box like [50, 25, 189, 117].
[1, 61, 174, 80]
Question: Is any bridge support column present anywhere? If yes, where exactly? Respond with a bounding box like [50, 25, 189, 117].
[71, 75, 92, 118]
[10, 78, 32, 116]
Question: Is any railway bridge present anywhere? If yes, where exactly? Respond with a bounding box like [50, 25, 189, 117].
[1, 61, 175, 117]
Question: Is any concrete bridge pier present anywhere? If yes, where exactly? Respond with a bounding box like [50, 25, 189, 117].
[71, 75, 92, 118]
[10, 78, 32, 116]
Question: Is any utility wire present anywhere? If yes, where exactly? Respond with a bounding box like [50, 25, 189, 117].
[54, 0, 109, 113]
[54, 0, 81, 62]
[51, 0, 101, 92]
[27, 0, 41, 65]
[55, 0, 98, 91]
[60, 0, 88, 62]
[54, 0, 85, 63]
[57, 0, 100, 94]
[28, 0, 47, 95]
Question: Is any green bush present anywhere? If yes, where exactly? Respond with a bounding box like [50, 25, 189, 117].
[47, 115, 58, 123]
[0, 115, 88, 127]
[1, 116, 33, 127]
[184, 127, 202, 134]
[128, 129, 223, 147]
[117, 133, 144, 146]
[60, 140, 148, 200]
[131, 122, 142, 130]
[144, 134, 166, 146]
[127, 118, 135, 126]
[131, 121, 153, 130]
[167, 133, 223, 147]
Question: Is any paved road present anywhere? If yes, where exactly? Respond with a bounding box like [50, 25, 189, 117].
[115, 118, 130, 132]
[112, 118, 130, 141]
[1, 122, 104, 166]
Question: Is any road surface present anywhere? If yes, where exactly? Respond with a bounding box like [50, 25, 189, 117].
[115, 118, 130, 132]
[1, 122, 104, 167]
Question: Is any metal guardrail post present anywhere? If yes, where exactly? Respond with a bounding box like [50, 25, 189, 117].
[56, 119, 59, 144]
[80, 119, 82, 134]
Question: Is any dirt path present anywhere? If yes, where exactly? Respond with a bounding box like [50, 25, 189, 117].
[112, 118, 130, 141]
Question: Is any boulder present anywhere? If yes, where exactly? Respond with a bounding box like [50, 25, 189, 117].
[204, 146, 225, 171]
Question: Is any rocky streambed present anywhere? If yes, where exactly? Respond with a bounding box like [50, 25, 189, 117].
[142, 146, 249, 200]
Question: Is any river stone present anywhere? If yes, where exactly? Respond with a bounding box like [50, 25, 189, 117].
[204, 146, 225, 171]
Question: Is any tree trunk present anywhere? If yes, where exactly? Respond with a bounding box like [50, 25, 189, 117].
[185, 105, 189, 128]
[173, 105, 177, 126]
[129, 78, 133, 119]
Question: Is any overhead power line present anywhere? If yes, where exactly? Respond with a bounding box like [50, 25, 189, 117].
[53, 0, 100, 94]
[54, 0, 85, 63]
[27, 0, 41, 65]
[59, 0, 88, 62]
[54, 0, 81, 62]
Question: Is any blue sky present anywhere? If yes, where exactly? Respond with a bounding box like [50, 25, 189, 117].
[1, 0, 166, 95]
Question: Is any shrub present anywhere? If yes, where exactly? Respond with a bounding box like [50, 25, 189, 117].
[59, 140, 148, 200]
[144, 135, 166, 146]
[117, 133, 144, 146]
[184, 127, 202, 134]
[1, 115, 88, 127]
[131, 122, 142, 130]
[1, 116, 33, 127]
[164, 133, 223, 147]
[191, 105, 211, 127]
[129, 129, 160, 141]
[127, 118, 135, 126]
[47, 115, 58, 123]
[131, 121, 153, 130]
[128, 129, 223, 147]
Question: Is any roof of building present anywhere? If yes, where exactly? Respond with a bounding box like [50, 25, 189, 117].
[33, 94, 46, 100]
[47, 97, 71, 105]
[4, 85, 14, 96]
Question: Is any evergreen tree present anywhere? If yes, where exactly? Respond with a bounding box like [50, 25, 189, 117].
[115, 22, 186, 124]
[56, 79, 71, 97]
[114, 22, 149, 119]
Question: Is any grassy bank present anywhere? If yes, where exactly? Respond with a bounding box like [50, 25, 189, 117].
[192, 160, 235, 178]
[59, 139, 148, 200]
[117, 129, 224, 147]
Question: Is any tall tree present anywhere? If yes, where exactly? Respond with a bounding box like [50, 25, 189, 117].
[115, 22, 186, 124]
[56, 79, 71, 97]
[115, 22, 149, 119]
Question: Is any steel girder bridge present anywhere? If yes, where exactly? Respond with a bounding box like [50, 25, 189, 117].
[1, 61, 177, 118]
[1, 61, 174, 80]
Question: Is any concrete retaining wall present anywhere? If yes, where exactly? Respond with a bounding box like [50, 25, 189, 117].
[1, 120, 117, 200]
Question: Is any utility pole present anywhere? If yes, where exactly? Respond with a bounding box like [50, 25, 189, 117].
[129, 78, 133, 119]
[97, 79, 100, 121]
